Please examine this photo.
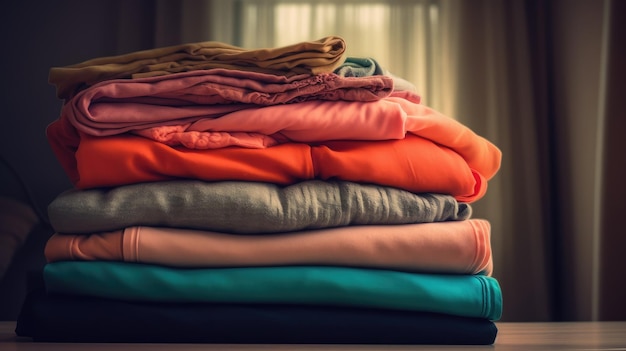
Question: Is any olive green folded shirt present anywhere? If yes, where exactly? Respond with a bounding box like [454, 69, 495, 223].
[49, 36, 347, 100]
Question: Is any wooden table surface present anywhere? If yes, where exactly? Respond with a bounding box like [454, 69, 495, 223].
[1, 321, 625, 350]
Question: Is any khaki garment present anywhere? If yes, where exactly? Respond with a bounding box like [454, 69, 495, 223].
[49, 36, 347, 100]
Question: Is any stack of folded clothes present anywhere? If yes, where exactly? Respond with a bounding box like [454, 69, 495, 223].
[16, 36, 503, 345]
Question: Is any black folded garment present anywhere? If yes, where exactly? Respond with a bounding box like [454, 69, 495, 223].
[16, 288, 497, 344]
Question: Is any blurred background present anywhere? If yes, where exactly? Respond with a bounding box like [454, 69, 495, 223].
[0, 0, 624, 322]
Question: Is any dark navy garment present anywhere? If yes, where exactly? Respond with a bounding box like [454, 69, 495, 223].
[16, 288, 497, 345]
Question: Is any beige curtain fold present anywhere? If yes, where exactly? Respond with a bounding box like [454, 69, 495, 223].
[596, 0, 626, 321]
[439, 0, 622, 321]
[437, 0, 553, 321]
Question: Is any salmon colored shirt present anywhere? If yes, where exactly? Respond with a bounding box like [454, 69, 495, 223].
[56, 132, 487, 202]
[45, 219, 493, 276]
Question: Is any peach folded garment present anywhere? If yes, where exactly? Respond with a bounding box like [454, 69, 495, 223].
[135, 97, 501, 180]
[49, 36, 347, 100]
[45, 219, 493, 276]
[67, 133, 486, 203]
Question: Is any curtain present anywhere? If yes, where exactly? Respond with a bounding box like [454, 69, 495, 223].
[113, 0, 625, 321]
[438, 0, 625, 321]
[436, 0, 555, 322]
[596, 0, 626, 321]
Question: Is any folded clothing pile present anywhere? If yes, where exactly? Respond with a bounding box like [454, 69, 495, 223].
[16, 36, 503, 345]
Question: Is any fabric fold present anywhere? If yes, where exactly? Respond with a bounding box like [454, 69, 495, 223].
[44, 219, 492, 275]
[50, 36, 347, 99]
[334, 56, 417, 93]
[43, 261, 503, 320]
[16, 288, 498, 344]
[59, 69, 395, 137]
[48, 180, 471, 234]
[51, 132, 487, 202]
[132, 96, 498, 170]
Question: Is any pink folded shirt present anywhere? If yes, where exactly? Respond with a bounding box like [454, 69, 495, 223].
[45, 219, 493, 276]
[134, 96, 501, 182]
[60, 68, 398, 137]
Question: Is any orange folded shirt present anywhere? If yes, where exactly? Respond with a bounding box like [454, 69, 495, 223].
[66, 132, 485, 202]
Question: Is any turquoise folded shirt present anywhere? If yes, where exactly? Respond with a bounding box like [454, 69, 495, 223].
[44, 261, 502, 320]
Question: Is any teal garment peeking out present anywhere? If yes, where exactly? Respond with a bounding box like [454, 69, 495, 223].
[43, 261, 502, 321]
